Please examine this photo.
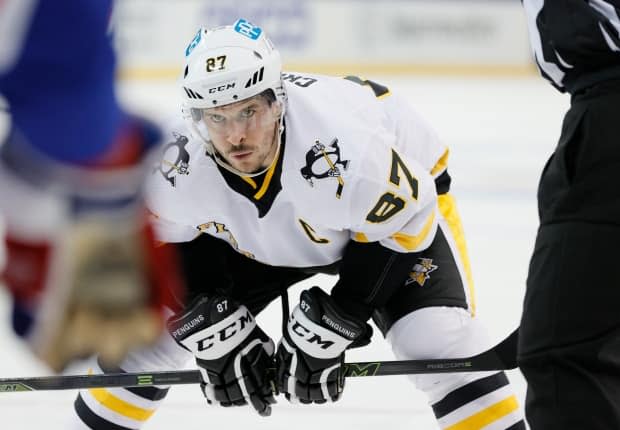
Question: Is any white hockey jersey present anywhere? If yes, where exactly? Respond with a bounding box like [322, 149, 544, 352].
[147, 73, 449, 268]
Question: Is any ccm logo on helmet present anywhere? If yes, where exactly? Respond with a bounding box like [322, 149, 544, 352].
[208, 82, 236, 93]
[196, 310, 254, 351]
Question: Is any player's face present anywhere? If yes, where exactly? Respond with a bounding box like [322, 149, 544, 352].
[203, 95, 281, 174]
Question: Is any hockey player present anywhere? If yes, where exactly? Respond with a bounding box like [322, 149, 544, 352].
[518, 1, 620, 429]
[69, 20, 525, 429]
[0, 0, 184, 371]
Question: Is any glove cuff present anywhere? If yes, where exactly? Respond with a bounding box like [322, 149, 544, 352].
[330, 286, 374, 323]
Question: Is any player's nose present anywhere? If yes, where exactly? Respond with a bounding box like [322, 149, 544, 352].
[226, 121, 247, 146]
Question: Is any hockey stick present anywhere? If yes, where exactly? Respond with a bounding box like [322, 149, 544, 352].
[0, 328, 517, 392]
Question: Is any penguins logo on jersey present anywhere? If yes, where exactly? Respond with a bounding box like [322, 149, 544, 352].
[406, 258, 438, 287]
[300, 138, 350, 199]
[155, 132, 191, 187]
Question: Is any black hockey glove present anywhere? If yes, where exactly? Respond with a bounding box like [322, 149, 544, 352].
[276, 287, 371, 404]
[167, 295, 276, 416]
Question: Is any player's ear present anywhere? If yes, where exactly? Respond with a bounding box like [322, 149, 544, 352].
[271, 100, 283, 118]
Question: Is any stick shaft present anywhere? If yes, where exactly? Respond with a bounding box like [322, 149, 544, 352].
[0, 328, 518, 392]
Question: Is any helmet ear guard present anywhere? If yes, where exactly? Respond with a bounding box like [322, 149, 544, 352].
[190, 108, 202, 122]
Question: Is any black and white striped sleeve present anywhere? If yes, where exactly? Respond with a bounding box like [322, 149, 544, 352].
[523, 0, 620, 93]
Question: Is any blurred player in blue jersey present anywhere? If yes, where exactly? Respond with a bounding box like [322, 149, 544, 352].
[0, 0, 184, 371]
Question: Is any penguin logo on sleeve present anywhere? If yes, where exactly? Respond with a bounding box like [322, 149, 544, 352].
[300, 138, 350, 199]
[156, 132, 191, 187]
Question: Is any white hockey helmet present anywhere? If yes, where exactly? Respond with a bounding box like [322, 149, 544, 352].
[180, 19, 286, 112]
[179, 19, 286, 176]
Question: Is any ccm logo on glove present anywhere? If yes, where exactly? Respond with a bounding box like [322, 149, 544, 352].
[196, 309, 254, 352]
[170, 307, 256, 357]
[290, 320, 335, 350]
[287, 309, 354, 359]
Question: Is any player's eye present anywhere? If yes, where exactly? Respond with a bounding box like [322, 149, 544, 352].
[239, 108, 256, 119]
[209, 114, 226, 123]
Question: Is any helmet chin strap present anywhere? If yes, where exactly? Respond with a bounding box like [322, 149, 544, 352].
[201, 115, 284, 178]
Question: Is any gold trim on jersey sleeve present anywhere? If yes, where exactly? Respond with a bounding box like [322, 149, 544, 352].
[444, 395, 519, 430]
[390, 209, 435, 251]
[299, 219, 330, 244]
[353, 232, 370, 242]
[431, 149, 450, 177]
[88, 387, 155, 421]
[438, 193, 476, 315]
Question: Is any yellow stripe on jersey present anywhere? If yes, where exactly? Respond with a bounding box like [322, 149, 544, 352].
[241, 176, 258, 189]
[253, 148, 280, 200]
[431, 149, 450, 177]
[88, 387, 155, 422]
[438, 193, 476, 315]
[353, 232, 370, 242]
[391, 209, 435, 251]
[444, 395, 519, 430]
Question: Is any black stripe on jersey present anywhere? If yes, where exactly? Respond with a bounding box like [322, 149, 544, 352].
[431, 372, 510, 419]
[343, 75, 390, 98]
[97, 358, 170, 401]
[75, 393, 132, 430]
[125, 384, 170, 402]
[366, 80, 390, 98]
[506, 420, 527, 430]
[435, 169, 452, 195]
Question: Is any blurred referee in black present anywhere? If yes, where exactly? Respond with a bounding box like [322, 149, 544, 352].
[519, 1, 620, 428]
